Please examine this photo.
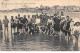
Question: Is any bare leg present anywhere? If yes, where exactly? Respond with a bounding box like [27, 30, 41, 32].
[4, 27, 6, 40]
[11, 28, 12, 34]
[14, 28, 15, 33]
[4, 27, 6, 35]
[7, 27, 8, 35]
[7, 27, 8, 32]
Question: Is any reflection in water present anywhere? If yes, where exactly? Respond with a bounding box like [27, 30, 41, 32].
[73, 37, 79, 51]
[0, 29, 80, 51]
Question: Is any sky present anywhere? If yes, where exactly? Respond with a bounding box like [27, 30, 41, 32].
[0, 0, 80, 10]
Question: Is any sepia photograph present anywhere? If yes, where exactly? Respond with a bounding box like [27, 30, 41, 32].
[0, 0, 80, 51]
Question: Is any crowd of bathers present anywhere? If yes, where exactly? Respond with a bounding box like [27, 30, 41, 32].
[0, 13, 79, 39]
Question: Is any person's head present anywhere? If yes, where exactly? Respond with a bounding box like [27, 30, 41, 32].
[66, 16, 71, 21]
[54, 14, 57, 18]
[15, 16, 17, 19]
[24, 15, 26, 18]
[11, 16, 13, 19]
[18, 14, 20, 17]
[61, 11, 64, 16]
[4, 15, 7, 19]
[66, 16, 69, 18]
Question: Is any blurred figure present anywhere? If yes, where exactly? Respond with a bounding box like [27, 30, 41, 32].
[73, 22, 80, 46]
[11, 16, 16, 33]
[18, 17, 23, 34]
[15, 16, 19, 32]
[53, 14, 61, 34]
[27, 15, 31, 23]
[18, 14, 21, 18]
[64, 16, 72, 39]
[59, 16, 66, 34]
[47, 17, 53, 34]
[17, 14, 24, 33]
[28, 22, 34, 35]
[0, 20, 3, 38]
[45, 25, 48, 34]
[22, 15, 28, 33]
[3, 15, 9, 34]
[35, 26, 39, 33]
[0, 20, 2, 31]
[73, 31, 79, 51]
[61, 11, 64, 16]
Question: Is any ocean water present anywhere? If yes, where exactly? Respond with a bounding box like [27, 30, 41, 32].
[0, 12, 80, 51]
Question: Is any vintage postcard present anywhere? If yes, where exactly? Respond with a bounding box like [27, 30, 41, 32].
[0, 0, 80, 51]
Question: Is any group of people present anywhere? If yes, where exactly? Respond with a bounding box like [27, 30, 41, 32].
[0, 12, 75, 39]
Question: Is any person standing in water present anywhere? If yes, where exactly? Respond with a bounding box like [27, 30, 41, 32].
[22, 15, 28, 33]
[0, 20, 2, 31]
[3, 15, 9, 34]
[53, 14, 61, 34]
[0, 20, 3, 37]
[47, 17, 53, 34]
[11, 16, 16, 33]
[15, 16, 19, 32]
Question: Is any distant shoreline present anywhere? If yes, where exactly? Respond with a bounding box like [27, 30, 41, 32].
[0, 11, 80, 14]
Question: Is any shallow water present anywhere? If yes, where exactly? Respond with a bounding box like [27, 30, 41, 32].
[0, 31, 80, 51]
[0, 12, 80, 51]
